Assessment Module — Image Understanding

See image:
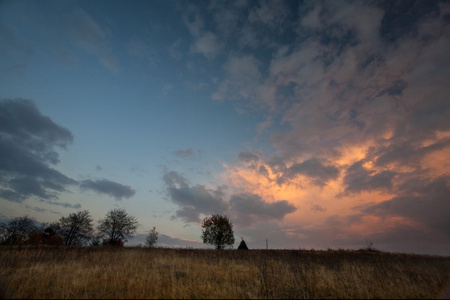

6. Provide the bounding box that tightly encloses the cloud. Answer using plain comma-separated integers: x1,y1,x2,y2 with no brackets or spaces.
68,8,120,73
163,171,228,223
163,170,297,227
361,176,450,234
237,150,261,163
229,193,296,226
41,199,81,210
216,0,450,169
212,53,263,107
342,160,395,194
80,179,135,200
210,0,449,165
0,98,77,203
183,4,223,60
190,31,222,60
248,0,291,31
281,158,340,186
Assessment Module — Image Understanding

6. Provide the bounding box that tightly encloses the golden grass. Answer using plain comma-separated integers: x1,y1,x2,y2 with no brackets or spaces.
0,246,449,299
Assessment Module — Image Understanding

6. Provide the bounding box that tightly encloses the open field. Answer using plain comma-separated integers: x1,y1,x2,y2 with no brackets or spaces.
0,246,449,299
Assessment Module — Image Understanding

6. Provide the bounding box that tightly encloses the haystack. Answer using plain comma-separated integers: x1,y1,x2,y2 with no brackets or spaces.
238,238,249,250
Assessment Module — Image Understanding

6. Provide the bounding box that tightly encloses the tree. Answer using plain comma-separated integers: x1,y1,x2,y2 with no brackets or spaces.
0,215,38,245
201,214,235,250
146,226,159,248
97,208,138,246
56,210,94,245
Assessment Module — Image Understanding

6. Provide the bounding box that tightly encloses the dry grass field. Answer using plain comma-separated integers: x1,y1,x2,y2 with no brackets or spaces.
0,246,449,299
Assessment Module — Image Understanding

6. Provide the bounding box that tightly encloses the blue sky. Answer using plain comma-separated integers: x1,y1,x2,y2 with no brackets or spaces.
1,0,449,254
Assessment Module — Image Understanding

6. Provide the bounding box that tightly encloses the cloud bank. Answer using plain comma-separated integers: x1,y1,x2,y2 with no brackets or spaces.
163,170,297,226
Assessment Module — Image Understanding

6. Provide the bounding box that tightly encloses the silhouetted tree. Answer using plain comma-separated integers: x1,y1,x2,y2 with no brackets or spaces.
97,208,138,246
146,226,159,248
0,215,38,245
55,210,94,245
201,214,235,250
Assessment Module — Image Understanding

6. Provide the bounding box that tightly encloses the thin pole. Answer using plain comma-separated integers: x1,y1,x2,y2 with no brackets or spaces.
266,238,268,250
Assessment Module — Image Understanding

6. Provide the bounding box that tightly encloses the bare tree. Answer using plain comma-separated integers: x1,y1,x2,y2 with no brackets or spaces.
55,210,94,245
0,215,38,245
97,208,138,246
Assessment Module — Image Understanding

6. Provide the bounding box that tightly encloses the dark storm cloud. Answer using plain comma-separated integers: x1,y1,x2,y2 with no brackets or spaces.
342,160,395,194
163,171,229,223
362,176,450,233
80,179,135,200
229,193,296,227
0,98,77,203
279,158,339,186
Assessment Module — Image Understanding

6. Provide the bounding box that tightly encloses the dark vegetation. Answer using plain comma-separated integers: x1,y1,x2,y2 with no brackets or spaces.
0,209,140,247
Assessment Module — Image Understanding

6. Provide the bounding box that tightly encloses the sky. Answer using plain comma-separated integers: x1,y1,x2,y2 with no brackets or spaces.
0,0,449,255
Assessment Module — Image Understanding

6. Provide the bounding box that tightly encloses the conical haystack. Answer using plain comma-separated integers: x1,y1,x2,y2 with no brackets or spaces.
238,238,249,250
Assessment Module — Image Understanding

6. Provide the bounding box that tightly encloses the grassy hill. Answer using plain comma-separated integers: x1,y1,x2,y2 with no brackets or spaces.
1,246,449,299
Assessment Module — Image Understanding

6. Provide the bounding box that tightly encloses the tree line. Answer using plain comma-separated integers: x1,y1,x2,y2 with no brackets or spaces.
0,209,157,247
0,210,242,250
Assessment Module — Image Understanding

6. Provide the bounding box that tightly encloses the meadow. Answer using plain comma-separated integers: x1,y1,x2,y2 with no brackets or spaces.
0,246,449,299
